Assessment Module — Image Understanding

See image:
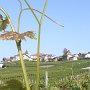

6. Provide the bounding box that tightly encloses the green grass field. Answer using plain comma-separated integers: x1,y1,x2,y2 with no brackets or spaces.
0,59,90,85
0,59,90,89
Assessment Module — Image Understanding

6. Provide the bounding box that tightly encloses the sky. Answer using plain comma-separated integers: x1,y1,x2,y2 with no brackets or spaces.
0,0,90,60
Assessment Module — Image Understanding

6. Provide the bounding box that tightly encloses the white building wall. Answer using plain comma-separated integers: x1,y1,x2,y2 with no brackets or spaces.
85,54,90,58
0,64,3,68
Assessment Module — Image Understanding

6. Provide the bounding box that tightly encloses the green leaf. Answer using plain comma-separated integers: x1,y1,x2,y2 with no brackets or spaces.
0,17,9,31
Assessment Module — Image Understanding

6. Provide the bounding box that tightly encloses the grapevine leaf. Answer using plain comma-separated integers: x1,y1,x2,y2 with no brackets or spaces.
0,31,36,40
0,17,9,31
22,31,36,39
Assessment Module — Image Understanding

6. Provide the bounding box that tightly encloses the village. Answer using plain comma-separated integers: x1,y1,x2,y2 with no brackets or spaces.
1,49,90,62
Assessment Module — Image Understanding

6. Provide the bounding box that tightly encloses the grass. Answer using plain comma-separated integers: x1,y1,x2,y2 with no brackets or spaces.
0,59,90,90
0,59,90,85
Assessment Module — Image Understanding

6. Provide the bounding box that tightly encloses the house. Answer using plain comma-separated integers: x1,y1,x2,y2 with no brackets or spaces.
30,54,39,61
73,54,79,60
12,55,20,61
85,52,90,59
44,54,58,62
67,54,79,61
78,53,86,60
0,63,6,68
2,50,31,62
30,53,46,61
67,54,73,60
30,53,58,62
12,50,31,61
2,57,12,62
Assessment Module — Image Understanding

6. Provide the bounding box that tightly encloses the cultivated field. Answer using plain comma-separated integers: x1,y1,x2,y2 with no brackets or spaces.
0,60,90,89
0,60,90,82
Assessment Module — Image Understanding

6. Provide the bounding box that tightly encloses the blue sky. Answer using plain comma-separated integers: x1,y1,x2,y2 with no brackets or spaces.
0,0,90,60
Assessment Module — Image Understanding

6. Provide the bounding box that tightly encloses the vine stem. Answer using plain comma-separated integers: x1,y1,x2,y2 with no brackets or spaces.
36,0,48,90
16,40,30,90
0,7,15,32
0,6,30,90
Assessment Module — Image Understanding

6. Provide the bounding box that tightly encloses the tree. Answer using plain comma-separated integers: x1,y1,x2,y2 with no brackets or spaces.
62,48,71,60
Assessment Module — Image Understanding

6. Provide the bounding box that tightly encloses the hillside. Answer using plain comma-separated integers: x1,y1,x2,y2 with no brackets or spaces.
0,60,90,83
